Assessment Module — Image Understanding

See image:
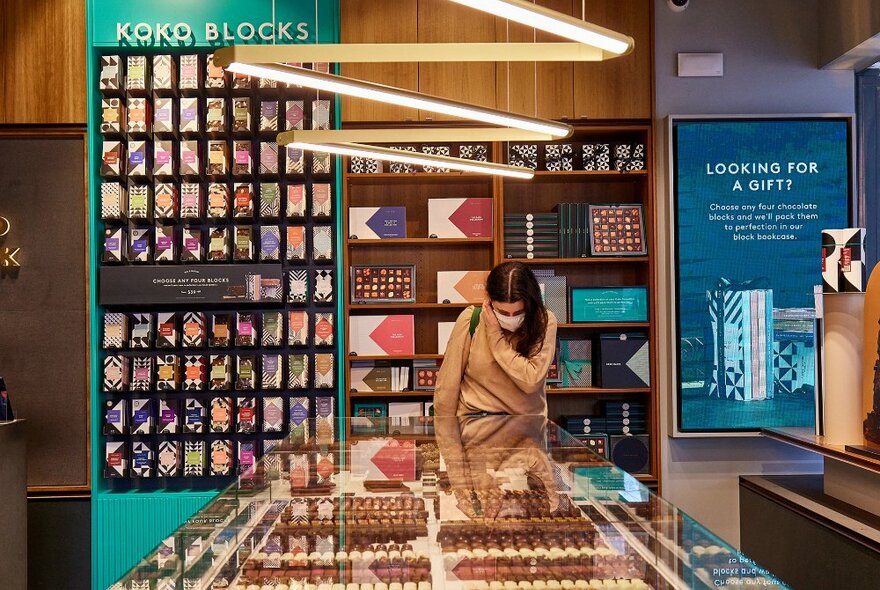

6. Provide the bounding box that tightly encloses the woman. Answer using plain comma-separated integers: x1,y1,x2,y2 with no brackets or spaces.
434,261,557,416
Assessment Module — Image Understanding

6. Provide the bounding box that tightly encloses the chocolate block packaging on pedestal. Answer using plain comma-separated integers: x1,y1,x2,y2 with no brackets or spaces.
131,398,154,434
287,184,306,218
100,55,122,90
315,354,335,389
210,397,232,433
314,313,334,346
180,226,203,263
101,182,125,220
130,313,153,348
313,270,334,304
126,97,149,134
101,98,123,133
288,270,308,304
208,184,231,218
126,55,148,91
260,141,279,174
105,442,128,478
156,355,179,390
152,55,174,91
233,225,254,262
158,399,180,434
102,140,124,176
184,441,205,476
313,151,332,174
127,185,151,220
263,397,284,433
153,97,174,134
206,98,226,133
236,312,256,346
182,312,206,347
286,146,305,174
179,184,202,219
210,314,231,347
157,441,181,476
184,398,206,434
206,55,226,88
103,399,127,435
233,97,250,131
207,140,228,175
179,140,200,175
128,227,149,259
287,311,308,346
260,100,279,132
236,355,256,390
209,355,232,391
154,225,177,263
233,183,254,218
208,227,230,261
260,225,281,261
182,356,207,390
261,353,282,389
127,141,147,176
131,357,154,391
285,100,304,130
153,141,174,177
156,313,177,348
211,440,233,476
103,313,128,349
103,227,125,263
237,397,257,433
289,397,309,442
261,311,283,347
103,355,129,392
286,226,306,262
179,98,199,133
288,354,309,389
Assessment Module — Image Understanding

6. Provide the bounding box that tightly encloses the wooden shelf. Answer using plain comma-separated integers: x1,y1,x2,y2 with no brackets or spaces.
558,322,650,329
349,302,471,310
547,387,651,395
350,390,434,398
635,474,658,484
346,354,444,362
348,237,494,247
506,170,648,182
505,256,649,265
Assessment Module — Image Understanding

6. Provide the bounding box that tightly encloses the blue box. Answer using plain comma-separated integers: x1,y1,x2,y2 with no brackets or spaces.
571,287,648,323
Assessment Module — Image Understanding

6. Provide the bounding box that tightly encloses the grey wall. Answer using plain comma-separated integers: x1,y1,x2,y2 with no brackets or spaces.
653,0,855,547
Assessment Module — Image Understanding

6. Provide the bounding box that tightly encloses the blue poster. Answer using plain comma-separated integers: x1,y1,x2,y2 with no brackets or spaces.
673,117,851,433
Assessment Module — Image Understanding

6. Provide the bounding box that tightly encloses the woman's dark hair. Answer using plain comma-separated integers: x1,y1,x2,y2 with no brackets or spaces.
486,261,548,357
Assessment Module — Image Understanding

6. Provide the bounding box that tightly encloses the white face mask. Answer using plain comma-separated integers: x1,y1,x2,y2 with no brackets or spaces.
494,309,525,332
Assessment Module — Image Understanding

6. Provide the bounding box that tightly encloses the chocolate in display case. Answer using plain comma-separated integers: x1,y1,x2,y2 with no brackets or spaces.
106,416,789,590
96,51,339,489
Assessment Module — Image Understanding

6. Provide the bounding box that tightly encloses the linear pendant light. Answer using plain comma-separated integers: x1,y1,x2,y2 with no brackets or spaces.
213,42,608,65
279,128,558,144
222,61,573,139
447,0,634,55
286,142,535,180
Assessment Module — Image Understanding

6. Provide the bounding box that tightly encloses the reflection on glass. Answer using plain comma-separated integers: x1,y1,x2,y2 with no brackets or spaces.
108,416,789,590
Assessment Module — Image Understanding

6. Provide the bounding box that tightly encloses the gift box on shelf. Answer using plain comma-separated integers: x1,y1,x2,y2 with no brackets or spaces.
599,333,651,389
428,198,493,238
349,207,406,240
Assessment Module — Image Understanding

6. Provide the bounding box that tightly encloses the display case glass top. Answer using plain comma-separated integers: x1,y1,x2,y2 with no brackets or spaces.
109,416,788,590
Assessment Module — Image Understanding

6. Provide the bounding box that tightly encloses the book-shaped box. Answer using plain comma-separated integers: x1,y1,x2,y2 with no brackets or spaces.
570,287,648,323
436,270,489,303
822,228,866,293
349,207,407,240
350,361,393,393
598,333,650,389
351,265,415,304
349,315,415,356
428,198,493,238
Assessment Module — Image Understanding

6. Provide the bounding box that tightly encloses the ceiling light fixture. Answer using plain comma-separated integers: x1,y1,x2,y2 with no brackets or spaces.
221,61,573,138
279,128,557,144
447,0,634,54
213,42,609,64
284,142,535,180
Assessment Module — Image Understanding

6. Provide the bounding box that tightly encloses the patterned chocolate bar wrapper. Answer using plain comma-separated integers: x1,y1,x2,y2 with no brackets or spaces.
260,100,279,132
286,146,304,174
128,141,148,176
101,98,122,134
312,225,333,261
157,441,181,476
207,140,228,175
263,397,284,433
314,312,334,346
311,183,332,218
233,97,250,131
209,354,232,391
182,355,207,390
179,98,200,133
288,311,309,346
285,100,304,130
126,55,147,90
210,397,232,433
235,312,256,346
184,398,205,434
286,226,306,262
237,397,257,433
314,353,335,389
131,356,153,391
180,227,203,263
179,54,199,89
286,184,306,218
183,441,205,476
153,97,174,133
211,440,233,475
260,183,281,218
100,55,121,90
288,354,309,389
131,442,154,477
312,99,331,130
287,270,308,304
179,183,201,219
103,355,128,392
156,354,179,390
208,183,230,218
236,355,256,390
130,313,153,348
312,151,331,174
421,145,451,173
210,314,231,347
158,399,179,434
126,97,149,134
232,140,252,176
261,353,282,390
261,311,283,347
182,312,206,347
260,225,281,261
206,97,226,133
103,312,127,349
206,54,226,88
313,269,334,305
260,276,283,302
260,141,279,174
100,182,124,220
152,55,173,90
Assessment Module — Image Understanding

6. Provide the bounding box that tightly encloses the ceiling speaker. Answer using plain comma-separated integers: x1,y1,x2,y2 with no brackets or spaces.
609,434,650,474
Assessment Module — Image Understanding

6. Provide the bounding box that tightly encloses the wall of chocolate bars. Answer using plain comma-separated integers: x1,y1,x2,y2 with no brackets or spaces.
97,52,339,488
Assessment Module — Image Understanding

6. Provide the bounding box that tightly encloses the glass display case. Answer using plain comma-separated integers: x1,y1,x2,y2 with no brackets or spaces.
107,416,789,590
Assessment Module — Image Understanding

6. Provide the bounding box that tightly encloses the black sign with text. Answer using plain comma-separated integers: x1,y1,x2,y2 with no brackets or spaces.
100,264,284,305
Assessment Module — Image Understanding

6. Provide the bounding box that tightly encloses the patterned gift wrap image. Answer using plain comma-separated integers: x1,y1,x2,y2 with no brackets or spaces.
508,144,538,169
421,145,451,173
545,144,574,171
583,143,611,170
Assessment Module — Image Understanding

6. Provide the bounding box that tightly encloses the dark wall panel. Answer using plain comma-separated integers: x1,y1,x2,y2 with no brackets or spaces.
28,497,90,589
0,131,89,489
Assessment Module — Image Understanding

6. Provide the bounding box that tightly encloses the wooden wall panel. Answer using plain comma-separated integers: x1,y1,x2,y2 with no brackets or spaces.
341,0,420,122
417,0,498,120
0,0,87,124
495,0,575,120
573,0,653,120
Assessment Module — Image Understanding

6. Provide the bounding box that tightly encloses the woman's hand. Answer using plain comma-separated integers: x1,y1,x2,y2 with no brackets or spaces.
481,298,499,329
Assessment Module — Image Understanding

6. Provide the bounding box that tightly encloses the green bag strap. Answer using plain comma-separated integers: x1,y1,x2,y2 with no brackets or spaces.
469,306,482,337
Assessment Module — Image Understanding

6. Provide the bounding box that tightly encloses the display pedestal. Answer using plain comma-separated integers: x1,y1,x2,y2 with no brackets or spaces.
0,420,27,590
823,293,865,444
